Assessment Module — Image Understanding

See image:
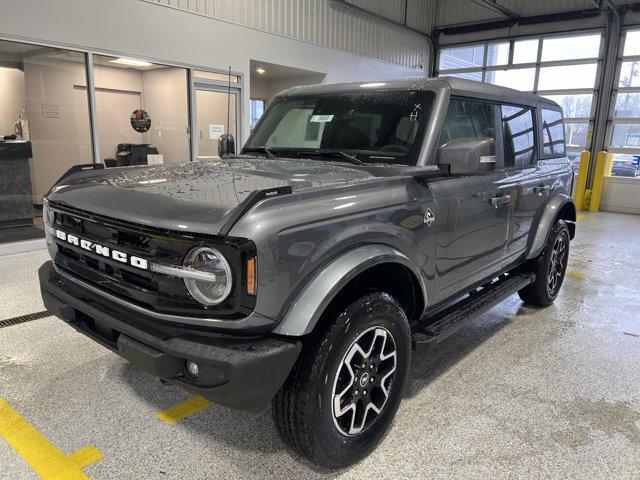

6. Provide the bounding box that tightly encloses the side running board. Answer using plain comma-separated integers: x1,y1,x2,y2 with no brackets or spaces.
412,273,535,354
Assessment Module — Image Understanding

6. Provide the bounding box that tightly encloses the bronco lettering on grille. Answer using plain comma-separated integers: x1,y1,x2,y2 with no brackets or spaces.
55,229,149,270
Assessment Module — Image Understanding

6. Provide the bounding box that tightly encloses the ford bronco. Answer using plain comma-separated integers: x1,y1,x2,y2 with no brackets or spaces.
39,77,576,467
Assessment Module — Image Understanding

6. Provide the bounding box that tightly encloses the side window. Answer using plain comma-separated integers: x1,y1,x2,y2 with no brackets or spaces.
440,98,496,147
541,108,566,156
501,105,536,167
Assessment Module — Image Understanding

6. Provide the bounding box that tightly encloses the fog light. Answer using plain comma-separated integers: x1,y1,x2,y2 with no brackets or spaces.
185,360,199,379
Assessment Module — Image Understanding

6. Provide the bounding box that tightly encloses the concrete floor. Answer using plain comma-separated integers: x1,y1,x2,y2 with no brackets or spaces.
1,211,639,479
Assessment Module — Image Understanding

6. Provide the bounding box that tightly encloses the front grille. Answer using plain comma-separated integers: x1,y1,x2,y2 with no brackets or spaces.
48,203,256,319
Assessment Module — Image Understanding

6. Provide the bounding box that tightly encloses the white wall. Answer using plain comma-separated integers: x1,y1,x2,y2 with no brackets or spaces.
0,0,426,145
142,68,190,164
601,177,640,215
22,56,92,202
145,0,432,69
250,73,327,105
0,67,25,136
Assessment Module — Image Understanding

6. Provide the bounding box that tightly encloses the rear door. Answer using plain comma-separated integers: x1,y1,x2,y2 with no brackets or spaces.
499,104,550,262
429,97,511,305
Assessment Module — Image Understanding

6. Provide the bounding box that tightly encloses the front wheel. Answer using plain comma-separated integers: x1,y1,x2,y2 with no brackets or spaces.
272,292,411,468
518,220,570,307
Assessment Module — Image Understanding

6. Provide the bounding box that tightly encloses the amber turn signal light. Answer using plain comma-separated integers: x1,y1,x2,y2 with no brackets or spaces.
246,257,256,296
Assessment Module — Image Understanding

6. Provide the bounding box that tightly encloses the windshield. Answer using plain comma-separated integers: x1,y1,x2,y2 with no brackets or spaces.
243,90,434,166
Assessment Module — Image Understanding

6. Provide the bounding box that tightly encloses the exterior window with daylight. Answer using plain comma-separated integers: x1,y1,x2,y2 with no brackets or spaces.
607,29,640,178
436,32,602,175
541,109,566,157
250,99,265,130
501,105,535,167
0,39,92,245
91,54,190,167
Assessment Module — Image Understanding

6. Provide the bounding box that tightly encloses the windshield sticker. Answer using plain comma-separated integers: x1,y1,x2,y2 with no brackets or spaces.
310,114,334,123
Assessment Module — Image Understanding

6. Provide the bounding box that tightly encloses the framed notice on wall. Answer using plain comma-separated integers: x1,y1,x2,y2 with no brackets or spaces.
209,124,224,139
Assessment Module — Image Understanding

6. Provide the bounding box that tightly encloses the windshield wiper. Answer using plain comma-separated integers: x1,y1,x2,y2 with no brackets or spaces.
297,149,363,165
243,146,278,159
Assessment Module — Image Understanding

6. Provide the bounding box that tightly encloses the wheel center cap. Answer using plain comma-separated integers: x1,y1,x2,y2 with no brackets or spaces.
359,372,370,387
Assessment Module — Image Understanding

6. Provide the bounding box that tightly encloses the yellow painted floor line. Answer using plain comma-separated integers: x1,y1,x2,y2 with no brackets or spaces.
156,395,212,425
0,396,103,480
566,272,586,279
576,214,586,222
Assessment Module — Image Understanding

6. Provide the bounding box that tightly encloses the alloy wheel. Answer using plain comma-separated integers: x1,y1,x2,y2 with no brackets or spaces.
547,235,567,295
331,326,397,436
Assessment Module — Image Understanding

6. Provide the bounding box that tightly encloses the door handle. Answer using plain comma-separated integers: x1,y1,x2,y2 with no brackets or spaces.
490,194,511,207
533,185,550,194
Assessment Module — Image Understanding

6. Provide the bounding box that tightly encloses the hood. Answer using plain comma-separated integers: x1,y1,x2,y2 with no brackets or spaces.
47,157,381,236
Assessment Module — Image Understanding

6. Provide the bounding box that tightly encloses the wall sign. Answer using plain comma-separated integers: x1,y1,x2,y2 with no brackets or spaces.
42,104,61,119
131,109,151,133
209,124,225,139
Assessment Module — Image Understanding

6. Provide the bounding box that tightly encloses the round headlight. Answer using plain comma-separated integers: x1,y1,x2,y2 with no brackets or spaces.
183,247,232,306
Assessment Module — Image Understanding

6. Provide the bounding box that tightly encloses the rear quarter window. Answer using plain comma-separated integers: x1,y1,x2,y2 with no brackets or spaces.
501,105,536,168
541,108,566,157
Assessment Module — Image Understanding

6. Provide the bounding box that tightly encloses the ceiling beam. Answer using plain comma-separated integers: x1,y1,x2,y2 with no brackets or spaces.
435,8,601,36
469,0,520,20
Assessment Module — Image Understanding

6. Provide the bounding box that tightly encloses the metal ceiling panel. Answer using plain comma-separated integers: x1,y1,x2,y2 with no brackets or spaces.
148,0,431,70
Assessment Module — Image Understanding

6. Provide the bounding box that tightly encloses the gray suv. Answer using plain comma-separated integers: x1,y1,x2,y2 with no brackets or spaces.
39,77,576,468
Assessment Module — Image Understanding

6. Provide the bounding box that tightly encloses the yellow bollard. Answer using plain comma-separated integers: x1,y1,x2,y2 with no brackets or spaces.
574,150,591,210
589,151,613,213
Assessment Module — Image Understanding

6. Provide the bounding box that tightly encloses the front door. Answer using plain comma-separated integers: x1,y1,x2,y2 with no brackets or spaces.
428,97,510,305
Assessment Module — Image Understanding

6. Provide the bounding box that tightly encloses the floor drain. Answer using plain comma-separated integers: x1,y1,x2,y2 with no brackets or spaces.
0,310,51,329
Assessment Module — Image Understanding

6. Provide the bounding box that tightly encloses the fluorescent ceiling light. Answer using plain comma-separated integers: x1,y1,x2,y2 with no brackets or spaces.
110,57,153,67
256,67,266,74
360,82,386,88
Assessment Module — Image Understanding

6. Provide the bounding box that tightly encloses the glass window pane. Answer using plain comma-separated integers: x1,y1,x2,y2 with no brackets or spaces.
439,98,496,147
543,94,593,119
541,34,601,61
485,68,535,91
92,54,190,166
565,122,589,147
0,39,92,244
619,61,640,87
623,31,640,57
610,153,640,178
538,64,598,90
439,44,485,70
567,150,584,174
440,71,483,81
486,42,509,66
250,99,265,130
246,91,434,166
610,123,640,148
194,70,239,83
614,92,640,119
513,39,539,64
541,109,565,156
502,105,535,167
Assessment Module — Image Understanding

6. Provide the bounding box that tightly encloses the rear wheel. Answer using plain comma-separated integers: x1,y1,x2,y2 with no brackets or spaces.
272,292,411,468
518,220,570,307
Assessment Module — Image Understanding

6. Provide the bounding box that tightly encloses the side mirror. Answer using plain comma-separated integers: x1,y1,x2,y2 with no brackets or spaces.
218,133,236,157
437,137,495,175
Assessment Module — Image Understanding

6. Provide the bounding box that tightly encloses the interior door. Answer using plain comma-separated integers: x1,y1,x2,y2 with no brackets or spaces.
429,97,510,305
195,86,238,159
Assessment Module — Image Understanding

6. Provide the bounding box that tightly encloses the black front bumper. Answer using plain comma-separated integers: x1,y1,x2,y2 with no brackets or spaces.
39,261,301,413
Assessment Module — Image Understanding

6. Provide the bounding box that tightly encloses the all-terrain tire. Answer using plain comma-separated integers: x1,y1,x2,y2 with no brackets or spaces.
518,220,570,307
272,292,411,468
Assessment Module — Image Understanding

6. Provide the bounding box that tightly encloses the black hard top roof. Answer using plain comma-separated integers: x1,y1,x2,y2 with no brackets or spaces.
277,76,560,110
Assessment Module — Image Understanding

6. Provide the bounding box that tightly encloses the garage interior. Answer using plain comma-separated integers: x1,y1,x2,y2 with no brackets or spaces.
1,0,640,478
